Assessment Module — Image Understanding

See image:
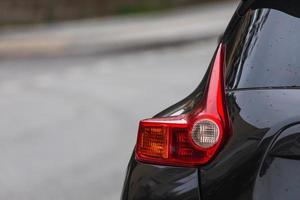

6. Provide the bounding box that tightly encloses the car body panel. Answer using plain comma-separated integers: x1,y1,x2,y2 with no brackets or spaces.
121,1,300,200
254,124,300,200
200,90,300,200
270,125,300,159
254,157,300,200
121,154,200,200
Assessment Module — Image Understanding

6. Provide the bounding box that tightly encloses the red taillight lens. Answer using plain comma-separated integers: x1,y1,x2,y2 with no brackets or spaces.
136,117,210,166
136,44,231,167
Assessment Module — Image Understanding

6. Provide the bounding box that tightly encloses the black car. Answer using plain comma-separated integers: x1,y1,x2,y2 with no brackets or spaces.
121,0,300,199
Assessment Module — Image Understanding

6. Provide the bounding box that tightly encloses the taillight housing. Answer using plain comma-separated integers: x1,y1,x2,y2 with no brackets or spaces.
135,44,231,167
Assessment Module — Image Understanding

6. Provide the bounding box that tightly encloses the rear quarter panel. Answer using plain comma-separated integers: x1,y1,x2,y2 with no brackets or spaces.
199,90,300,200
254,124,300,200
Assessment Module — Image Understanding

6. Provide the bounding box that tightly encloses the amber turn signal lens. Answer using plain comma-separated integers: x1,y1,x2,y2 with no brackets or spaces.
137,126,169,159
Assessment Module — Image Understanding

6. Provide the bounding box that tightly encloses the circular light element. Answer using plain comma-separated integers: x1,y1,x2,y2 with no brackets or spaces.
191,119,220,148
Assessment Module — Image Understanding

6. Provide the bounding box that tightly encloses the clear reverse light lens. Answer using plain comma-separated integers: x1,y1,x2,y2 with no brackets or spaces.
192,120,220,148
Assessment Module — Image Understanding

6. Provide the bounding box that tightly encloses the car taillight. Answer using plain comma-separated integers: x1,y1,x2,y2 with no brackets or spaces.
136,44,231,167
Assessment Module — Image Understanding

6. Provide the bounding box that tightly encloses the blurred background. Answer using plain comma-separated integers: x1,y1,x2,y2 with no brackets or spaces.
0,0,238,199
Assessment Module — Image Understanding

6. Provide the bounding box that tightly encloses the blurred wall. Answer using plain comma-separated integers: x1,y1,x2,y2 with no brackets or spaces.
0,0,231,25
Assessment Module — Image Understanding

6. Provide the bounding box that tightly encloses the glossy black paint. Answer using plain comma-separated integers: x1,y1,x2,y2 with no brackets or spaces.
253,125,300,200
200,3,300,198
254,157,300,200
121,154,200,200
226,8,300,89
122,1,300,200
270,125,300,159
200,90,300,200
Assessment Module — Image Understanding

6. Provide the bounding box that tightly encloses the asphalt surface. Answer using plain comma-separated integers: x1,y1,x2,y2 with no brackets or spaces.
0,39,217,200
0,1,239,200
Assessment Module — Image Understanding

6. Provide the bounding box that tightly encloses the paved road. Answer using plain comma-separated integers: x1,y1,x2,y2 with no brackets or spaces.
0,39,217,200
0,1,240,199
